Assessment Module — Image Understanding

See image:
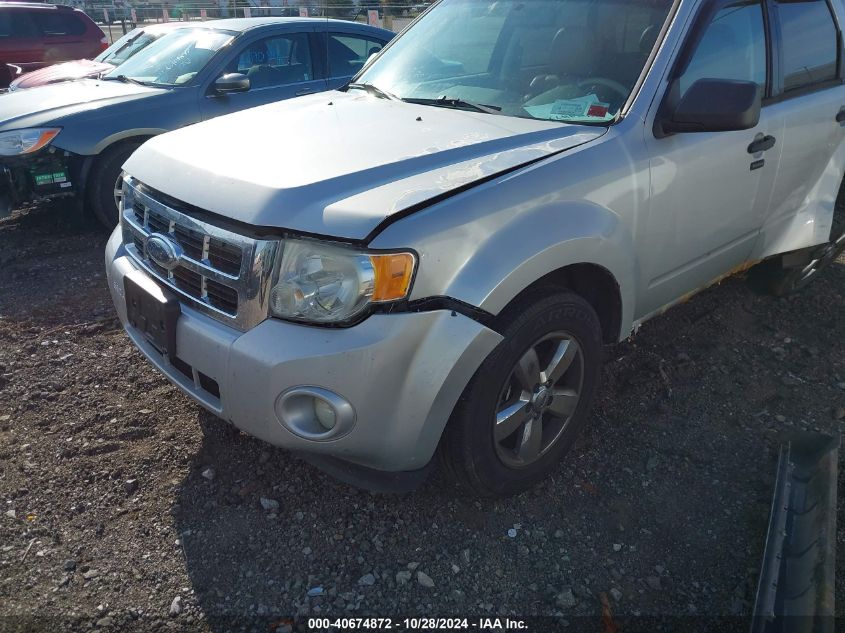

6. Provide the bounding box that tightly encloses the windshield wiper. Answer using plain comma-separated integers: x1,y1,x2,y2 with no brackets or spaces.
402,96,501,115
102,74,147,86
346,82,398,100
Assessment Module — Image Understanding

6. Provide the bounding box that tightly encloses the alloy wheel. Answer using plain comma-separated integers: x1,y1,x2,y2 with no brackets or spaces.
493,332,584,469
113,172,124,214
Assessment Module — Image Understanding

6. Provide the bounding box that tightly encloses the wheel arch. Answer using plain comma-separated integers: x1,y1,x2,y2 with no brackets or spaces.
495,262,625,345
80,132,158,200
90,129,163,156
434,201,639,344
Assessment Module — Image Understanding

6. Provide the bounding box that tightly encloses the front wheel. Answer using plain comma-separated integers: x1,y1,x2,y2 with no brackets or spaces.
439,292,603,497
88,142,142,230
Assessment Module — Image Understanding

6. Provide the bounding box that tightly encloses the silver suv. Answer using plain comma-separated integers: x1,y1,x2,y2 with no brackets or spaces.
106,0,845,496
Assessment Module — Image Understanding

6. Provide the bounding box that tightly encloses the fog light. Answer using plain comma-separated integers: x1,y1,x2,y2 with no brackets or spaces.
314,397,336,430
275,386,356,441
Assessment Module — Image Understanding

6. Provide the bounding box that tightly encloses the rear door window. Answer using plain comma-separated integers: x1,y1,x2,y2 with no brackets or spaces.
0,10,39,38
776,0,839,92
31,11,87,37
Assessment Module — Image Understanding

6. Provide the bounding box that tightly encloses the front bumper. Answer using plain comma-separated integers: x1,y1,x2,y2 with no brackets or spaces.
0,149,79,217
105,229,502,474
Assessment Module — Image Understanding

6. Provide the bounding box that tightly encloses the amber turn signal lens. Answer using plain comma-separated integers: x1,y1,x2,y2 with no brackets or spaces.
25,129,61,154
370,252,416,302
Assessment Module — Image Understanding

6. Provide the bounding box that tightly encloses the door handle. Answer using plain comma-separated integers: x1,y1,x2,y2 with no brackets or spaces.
747,135,776,154
836,108,845,123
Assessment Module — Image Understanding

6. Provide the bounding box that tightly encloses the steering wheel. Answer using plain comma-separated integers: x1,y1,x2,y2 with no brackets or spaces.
577,77,629,101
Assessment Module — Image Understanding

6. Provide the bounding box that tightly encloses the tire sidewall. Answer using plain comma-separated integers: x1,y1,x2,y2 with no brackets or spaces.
453,294,602,496
90,143,141,230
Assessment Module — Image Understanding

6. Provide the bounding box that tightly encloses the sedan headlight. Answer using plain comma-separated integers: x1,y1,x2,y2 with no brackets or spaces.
269,239,416,324
0,128,61,156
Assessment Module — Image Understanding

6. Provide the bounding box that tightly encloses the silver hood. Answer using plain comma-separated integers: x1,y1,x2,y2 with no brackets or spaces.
124,90,606,240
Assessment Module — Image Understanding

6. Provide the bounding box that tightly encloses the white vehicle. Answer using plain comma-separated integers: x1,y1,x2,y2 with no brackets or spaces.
107,0,845,496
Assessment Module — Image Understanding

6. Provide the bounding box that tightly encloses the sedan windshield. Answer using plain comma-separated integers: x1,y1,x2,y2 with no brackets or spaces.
95,29,161,67
357,0,673,124
101,28,234,86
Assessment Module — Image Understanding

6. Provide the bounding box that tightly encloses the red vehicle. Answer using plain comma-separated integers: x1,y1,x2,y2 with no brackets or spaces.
0,2,107,88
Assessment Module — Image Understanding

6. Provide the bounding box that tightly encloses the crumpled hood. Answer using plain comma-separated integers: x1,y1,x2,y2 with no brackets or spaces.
0,78,163,131
9,60,113,91
125,91,606,240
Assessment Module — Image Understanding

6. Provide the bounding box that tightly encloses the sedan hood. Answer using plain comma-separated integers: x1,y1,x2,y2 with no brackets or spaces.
125,91,606,240
9,60,113,91
0,78,163,131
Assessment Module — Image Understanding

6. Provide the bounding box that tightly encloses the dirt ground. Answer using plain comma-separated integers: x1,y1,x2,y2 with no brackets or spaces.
0,201,842,632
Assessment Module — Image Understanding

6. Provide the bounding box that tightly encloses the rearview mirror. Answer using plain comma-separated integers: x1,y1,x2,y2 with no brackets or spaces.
658,78,761,136
214,72,250,94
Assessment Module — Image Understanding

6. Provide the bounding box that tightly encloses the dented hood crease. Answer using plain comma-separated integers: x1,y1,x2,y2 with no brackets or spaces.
123,91,607,240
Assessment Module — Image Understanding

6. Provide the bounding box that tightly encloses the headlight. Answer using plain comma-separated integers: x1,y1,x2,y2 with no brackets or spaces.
269,239,416,324
0,128,61,156
119,172,133,217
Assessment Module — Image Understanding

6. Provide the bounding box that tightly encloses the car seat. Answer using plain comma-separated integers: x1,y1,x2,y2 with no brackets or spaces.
526,27,596,99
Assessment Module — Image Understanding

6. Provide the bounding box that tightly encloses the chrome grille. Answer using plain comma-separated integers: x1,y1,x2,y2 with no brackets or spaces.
121,176,279,331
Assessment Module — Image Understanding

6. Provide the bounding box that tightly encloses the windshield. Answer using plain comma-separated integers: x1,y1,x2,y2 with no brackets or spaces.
357,0,673,124
102,28,234,86
95,29,160,66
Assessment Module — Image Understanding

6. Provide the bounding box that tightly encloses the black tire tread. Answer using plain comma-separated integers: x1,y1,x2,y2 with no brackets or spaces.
439,291,602,498
88,141,142,230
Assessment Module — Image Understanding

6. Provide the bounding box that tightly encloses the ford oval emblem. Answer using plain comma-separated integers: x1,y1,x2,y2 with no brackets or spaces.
146,233,182,271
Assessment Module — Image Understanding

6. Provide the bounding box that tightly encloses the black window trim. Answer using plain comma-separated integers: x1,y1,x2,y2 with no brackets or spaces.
763,0,843,103
309,31,327,80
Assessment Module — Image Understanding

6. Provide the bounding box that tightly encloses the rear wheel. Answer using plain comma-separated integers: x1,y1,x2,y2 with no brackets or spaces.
88,141,142,230
439,292,603,497
749,179,845,296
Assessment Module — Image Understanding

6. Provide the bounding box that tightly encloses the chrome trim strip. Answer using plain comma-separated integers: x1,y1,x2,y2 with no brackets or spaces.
121,175,280,332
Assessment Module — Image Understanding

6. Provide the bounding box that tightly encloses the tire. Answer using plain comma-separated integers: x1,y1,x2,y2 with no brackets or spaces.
88,141,142,230
439,291,603,497
749,178,845,296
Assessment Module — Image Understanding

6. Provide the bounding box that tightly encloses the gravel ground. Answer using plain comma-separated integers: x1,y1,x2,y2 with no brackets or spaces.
0,201,843,633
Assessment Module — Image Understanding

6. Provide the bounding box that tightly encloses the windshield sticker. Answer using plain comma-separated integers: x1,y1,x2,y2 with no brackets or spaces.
550,95,610,121
525,94,613,122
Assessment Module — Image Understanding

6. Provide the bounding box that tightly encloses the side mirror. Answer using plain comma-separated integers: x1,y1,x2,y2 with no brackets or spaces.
214,72,250,94
658,78,761,136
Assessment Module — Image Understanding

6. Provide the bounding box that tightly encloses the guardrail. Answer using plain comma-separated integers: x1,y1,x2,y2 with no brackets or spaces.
751,432,839,633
